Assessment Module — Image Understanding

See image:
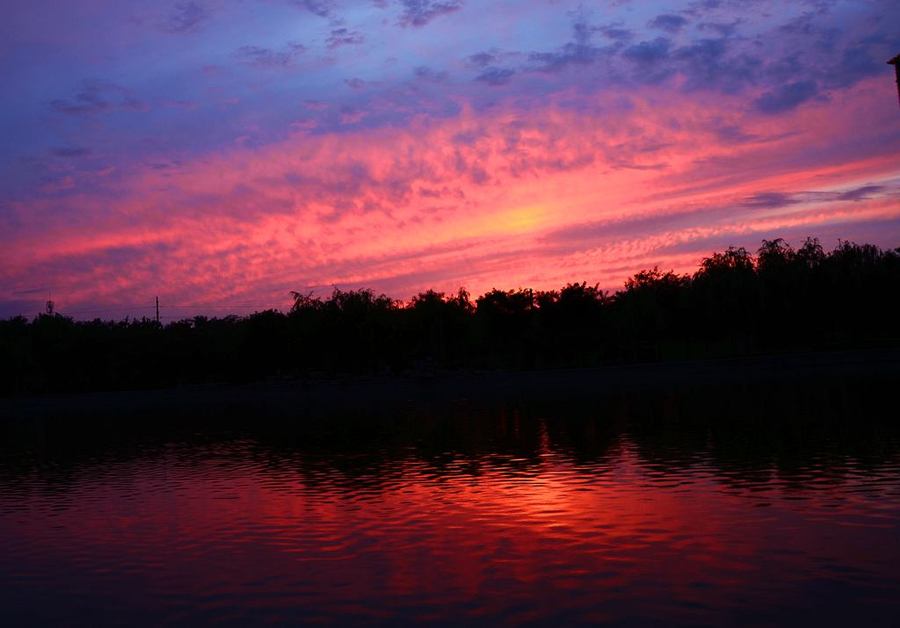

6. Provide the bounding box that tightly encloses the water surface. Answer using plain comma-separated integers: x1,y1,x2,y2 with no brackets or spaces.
1,382,899,625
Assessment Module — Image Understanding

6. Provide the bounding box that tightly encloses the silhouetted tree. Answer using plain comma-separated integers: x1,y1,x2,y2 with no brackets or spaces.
476,288,536,367
406,289,474,367
1,237,898,395
616,268,691,360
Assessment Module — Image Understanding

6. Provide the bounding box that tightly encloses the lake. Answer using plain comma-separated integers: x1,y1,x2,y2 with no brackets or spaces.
1,378,899,626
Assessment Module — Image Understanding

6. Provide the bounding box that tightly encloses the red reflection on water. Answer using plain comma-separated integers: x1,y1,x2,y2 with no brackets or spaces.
1,436,899,625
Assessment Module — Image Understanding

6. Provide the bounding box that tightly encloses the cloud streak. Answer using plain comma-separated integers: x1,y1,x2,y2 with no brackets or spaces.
163,2,210,34
398,0,463,27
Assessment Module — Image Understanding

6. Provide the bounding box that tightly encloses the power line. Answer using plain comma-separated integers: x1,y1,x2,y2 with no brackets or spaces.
57,302,288,314
57,303,289,319
23,290,346,319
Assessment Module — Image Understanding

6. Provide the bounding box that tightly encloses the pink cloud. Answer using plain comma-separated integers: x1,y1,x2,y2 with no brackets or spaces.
2,78,899,317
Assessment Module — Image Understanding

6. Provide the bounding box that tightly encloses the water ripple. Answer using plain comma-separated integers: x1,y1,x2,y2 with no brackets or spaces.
1,403,900,626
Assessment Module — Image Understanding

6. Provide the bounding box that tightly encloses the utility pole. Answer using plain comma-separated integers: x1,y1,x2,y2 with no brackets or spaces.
889,54,900,109
156,296,160,324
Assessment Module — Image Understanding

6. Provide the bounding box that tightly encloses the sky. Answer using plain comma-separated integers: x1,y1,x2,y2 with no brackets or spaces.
1,0,899,319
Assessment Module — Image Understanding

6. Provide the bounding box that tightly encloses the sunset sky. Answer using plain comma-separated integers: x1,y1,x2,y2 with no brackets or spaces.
2,0,899,319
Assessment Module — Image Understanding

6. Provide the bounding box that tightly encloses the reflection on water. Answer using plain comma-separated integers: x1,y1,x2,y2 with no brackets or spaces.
1,381,899,626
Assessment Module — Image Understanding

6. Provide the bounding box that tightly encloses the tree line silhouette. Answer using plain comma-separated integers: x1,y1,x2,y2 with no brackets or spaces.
1,238,898,395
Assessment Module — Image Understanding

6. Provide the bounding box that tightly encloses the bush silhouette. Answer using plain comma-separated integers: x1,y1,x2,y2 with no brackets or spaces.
1,237,898,395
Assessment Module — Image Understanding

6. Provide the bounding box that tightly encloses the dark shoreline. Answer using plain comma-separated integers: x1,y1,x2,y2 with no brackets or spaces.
2,347,898,421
